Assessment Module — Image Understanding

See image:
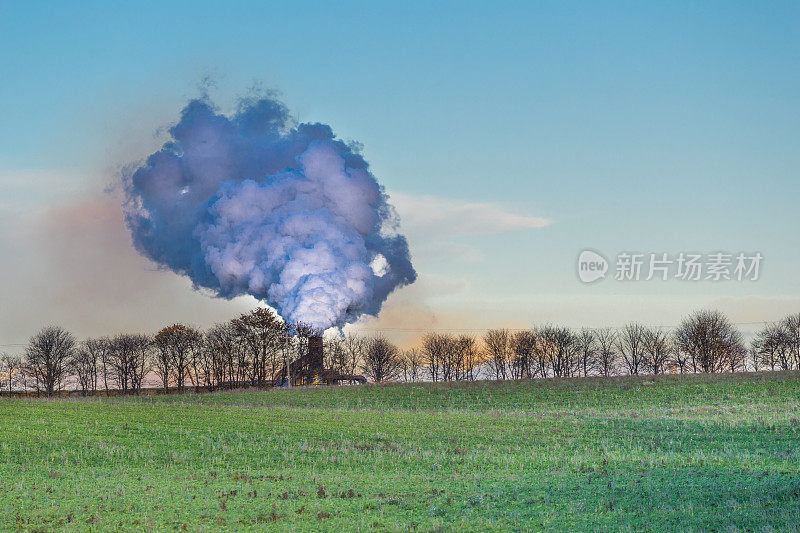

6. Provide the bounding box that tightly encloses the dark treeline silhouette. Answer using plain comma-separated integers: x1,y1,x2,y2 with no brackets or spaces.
1,309,799,396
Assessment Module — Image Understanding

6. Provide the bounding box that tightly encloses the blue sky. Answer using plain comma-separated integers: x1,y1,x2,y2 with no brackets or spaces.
1,1,798,345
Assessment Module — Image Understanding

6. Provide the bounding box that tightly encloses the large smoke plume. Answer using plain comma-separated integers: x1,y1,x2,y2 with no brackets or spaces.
122,95,416,330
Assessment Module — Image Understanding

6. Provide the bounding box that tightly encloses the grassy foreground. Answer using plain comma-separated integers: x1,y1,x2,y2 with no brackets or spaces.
1,373,799,531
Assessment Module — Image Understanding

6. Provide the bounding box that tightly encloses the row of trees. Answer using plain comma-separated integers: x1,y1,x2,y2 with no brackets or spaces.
1,309,799,395
1,309,299,396
359,310,799,382
471,312,747,380
0,307,405,396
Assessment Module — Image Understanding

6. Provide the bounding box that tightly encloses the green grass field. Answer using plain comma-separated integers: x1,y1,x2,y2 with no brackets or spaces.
2,373,799,531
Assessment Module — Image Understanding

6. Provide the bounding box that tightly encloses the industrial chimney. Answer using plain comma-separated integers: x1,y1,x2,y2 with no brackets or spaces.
307,335,324,373
280,334,365,386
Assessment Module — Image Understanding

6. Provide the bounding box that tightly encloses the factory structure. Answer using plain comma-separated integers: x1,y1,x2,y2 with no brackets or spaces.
276,335,366,386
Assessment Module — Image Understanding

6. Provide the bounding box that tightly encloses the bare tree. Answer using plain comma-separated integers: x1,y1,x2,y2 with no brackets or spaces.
17,364,35,393
752,319,795,371
192,338,218,390
749,331,763,372
1,354,22,393
342,334,367,375
438,334,464,382
105,334,151,394
69,339,106,396
642,327,670,375
530,328,549,378
483,329,512,380
326,334,366,377
362,336,400,383
780,313,800,370
399,348,424,382
458,335,482,381
511,330,537,379
594,328,618,376
727,342,748,373
232,308,283,384
25,326,75,397
324,336,345,373
538,326,578,378
154,324,202,392
575,329,597,377
421,333,447,382
674,310,745,373
753,323,781,371
618,323,646,375
153,329,173,392
670,337,691,374
205,322,239,388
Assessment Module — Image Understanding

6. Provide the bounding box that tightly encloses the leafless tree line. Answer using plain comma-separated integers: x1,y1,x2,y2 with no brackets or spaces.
751,313,800,371
2,308,304,396
1,309,799,395
366,309,799,383
0,306,418,395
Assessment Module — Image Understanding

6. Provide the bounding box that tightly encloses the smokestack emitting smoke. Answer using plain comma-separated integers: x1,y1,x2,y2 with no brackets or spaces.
122,95,416,330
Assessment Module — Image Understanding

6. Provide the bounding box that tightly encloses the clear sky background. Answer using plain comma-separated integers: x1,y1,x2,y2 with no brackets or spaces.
1,1,798,349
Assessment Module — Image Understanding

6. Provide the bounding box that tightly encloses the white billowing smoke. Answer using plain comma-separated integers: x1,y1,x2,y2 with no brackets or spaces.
123,96,416,330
